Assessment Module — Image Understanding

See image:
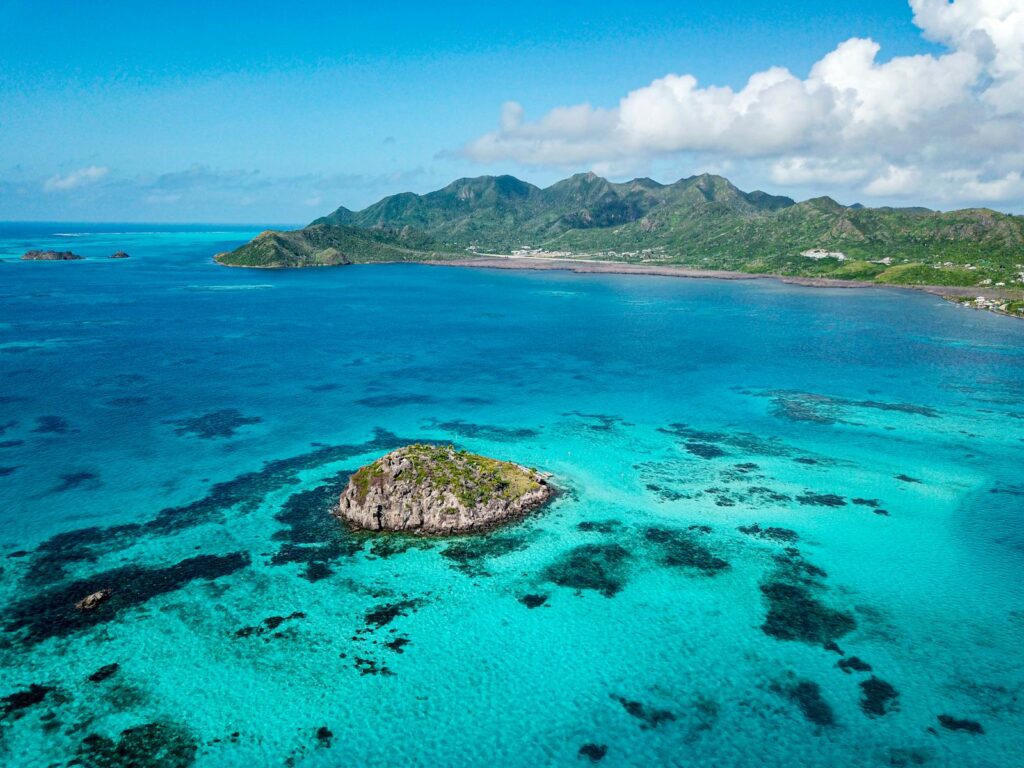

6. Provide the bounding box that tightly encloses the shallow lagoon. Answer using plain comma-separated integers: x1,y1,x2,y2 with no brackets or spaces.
1,223,1022,767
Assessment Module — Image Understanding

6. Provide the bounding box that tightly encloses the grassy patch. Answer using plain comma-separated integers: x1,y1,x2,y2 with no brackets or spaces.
355,444,542,508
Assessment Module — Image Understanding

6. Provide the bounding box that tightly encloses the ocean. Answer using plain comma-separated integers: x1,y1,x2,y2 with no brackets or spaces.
1,222,1022,767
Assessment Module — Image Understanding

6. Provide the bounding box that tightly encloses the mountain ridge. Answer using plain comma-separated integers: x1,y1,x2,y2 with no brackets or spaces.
217,172,1024,292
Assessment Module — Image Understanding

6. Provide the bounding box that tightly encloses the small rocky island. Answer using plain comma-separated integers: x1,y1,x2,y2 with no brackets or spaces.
335,444,552,535
22,250,83,261
111,251,130,259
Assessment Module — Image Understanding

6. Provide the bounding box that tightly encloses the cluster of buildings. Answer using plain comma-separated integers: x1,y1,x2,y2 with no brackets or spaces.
801,249,847,261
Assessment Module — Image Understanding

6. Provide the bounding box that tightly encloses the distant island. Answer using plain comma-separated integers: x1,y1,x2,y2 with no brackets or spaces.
22,250,84,261
20,250,131,261
336,444,552,535
216,172,1024,316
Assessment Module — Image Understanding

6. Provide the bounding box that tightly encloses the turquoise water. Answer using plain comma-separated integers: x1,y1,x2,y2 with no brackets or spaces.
1,223,1022,767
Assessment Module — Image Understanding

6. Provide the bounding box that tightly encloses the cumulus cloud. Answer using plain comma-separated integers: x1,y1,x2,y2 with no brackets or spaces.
43,165,109,191
463,0,1024,208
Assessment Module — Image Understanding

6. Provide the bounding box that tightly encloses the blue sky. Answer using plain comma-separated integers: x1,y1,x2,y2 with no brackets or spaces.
2,0,1019,222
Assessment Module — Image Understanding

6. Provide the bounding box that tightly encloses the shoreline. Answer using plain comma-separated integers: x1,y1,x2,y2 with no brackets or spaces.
424,255,1023,317
212,251,1022,320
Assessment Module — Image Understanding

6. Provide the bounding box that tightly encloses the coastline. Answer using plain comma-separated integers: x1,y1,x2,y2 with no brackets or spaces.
211,250,1023,320
424,255,1024,318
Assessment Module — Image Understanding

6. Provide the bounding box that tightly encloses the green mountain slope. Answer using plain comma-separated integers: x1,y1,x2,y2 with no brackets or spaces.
217,173,1024,289
215,224,460,267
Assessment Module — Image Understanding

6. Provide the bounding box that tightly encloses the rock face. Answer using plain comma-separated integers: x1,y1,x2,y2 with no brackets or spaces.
22,250,84,261
336,444,552,535
75,589,111,611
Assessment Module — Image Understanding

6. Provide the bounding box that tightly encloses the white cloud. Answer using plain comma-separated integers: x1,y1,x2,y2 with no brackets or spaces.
43,165,109,191
463,0,1024,208
863,164,923,196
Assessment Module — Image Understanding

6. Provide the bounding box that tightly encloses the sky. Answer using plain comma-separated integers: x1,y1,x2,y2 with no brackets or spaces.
1,0,1022,222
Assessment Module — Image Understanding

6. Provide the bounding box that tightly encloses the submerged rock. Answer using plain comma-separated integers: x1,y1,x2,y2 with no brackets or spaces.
21,250,84,261
335,444,552,535
937,714,984,734
75,589,111,611
88,663,120,683
578,743,608,762
859,676,899,717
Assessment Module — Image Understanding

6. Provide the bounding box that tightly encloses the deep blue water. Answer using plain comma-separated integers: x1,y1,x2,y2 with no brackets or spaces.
0,223,1022,767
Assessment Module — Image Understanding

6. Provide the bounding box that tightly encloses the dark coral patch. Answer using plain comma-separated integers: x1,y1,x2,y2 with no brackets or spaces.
611,695,676,730
937,715,984,734
775,679,835,727
577,520,622,534
578,743,608,762
738,523,799,543
32,415,72,434
354,393,439,408
543,543,630,597
859,676,899,717
796,492,846,507
518,594,548,609
773,548,828,583
1,683,55,720
166,409,262,439
384,636,410,653
88,663,121,683
353,657,394,676
316,726,334,748
644,527,729,575
364,599,423,631
685,442,727,459
759,582,855,645
49,471,101,493
270,474,364,577
895,474,923,484
837,657,872,674
367,535,435,559
3,552,250,645
768,391,939,425
440,535,529,577
235,612,306,639
742,486,792,504
76,720,198,768
23,430,416,586
770,393,840,424
0,466,17,477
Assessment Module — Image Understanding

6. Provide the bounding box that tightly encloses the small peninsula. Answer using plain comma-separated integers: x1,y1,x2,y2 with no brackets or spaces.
335,444,552,535
22,250,83,261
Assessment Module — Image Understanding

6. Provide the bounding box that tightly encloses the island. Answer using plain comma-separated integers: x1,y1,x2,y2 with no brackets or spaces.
22,250,84,261
214,172,1024,317
110,251,130,259
335,444,552,535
